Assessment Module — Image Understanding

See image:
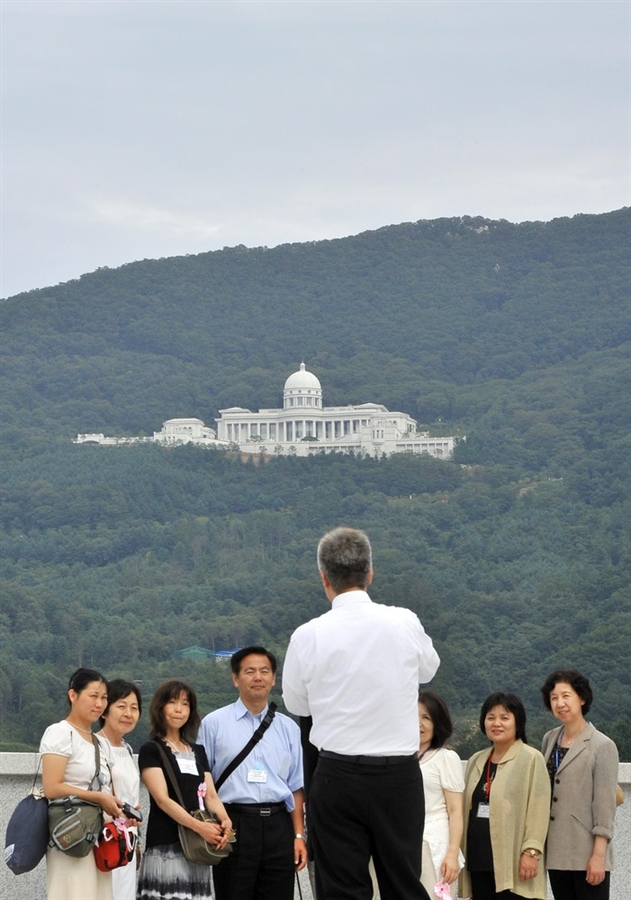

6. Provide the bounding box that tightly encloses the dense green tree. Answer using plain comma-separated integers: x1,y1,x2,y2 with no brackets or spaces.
1,210,629,755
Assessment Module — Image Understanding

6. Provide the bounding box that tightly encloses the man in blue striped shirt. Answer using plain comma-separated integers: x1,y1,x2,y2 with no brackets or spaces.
198,646,307,900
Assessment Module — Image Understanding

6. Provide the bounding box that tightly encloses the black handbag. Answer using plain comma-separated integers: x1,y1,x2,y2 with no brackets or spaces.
152,741,235,866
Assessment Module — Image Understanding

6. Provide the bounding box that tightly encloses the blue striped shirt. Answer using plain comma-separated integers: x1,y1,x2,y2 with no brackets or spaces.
198,698,303,810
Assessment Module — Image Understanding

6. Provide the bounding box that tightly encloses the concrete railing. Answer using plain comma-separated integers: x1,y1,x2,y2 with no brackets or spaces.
1,754,629,900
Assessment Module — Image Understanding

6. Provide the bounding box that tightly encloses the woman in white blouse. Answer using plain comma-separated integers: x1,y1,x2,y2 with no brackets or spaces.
418,691,465,894
97,679,142,900
40,668,123,900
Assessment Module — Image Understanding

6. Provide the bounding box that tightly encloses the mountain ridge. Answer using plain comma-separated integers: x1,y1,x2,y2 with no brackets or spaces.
1,207,629,756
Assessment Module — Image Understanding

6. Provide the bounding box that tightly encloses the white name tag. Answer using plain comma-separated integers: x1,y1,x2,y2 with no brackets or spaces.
247,768,268,783
477,802,490,819
177,757,199,776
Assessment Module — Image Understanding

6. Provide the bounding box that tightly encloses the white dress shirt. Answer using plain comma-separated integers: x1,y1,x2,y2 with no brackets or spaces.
282,590,440,755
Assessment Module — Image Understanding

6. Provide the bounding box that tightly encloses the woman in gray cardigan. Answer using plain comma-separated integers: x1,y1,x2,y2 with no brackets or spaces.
541,670,619,900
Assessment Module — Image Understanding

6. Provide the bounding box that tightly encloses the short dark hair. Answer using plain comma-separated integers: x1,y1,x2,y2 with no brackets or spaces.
149,680,200,744
99,679,142,728
418,691,453,749
540,669,593,715
231,646,277,675
317,527,372,592
67,668,107,707
479,691,528,743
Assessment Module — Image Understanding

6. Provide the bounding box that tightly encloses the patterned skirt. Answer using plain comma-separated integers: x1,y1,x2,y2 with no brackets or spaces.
137,843,212,900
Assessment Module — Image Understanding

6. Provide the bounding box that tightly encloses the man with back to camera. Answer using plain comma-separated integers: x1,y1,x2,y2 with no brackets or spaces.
282,526,440,900
198,646,307,900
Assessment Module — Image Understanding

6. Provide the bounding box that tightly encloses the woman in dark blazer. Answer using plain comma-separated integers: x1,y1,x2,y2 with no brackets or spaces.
541,670,619,900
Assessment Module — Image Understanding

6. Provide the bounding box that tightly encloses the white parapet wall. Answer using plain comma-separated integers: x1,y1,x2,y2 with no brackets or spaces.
1,754,629,900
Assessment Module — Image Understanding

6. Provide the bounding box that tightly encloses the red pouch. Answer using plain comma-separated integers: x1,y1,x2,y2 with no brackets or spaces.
93,821,135,872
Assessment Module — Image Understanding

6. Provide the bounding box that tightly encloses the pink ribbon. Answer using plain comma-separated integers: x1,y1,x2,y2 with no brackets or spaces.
97,817,134,854
434,882,452,899
197,782,207,810
113,816,134,853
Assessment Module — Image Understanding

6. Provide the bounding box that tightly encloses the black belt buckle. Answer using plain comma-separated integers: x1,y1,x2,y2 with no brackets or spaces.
260,807,272,817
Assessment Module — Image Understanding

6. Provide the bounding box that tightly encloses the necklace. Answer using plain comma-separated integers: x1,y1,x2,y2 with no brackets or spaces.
484,753,498,798
100,728,125,748
67,719,93,735
560,725,584,747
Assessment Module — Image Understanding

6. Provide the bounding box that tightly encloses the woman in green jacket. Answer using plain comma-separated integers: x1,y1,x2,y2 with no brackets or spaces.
460,692,550,900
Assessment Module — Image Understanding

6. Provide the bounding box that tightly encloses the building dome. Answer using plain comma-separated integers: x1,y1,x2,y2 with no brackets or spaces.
283,363,323,410
283,362,321,392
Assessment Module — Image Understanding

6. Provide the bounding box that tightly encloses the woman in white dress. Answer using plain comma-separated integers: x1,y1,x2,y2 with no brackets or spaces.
418,691,465,895
40,668,125,900
97,679,143,900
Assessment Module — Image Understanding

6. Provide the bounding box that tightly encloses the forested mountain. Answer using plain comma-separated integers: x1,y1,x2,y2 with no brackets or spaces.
1,209,630,757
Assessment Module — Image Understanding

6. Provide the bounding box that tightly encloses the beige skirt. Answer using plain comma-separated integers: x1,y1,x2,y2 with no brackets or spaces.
46,846,113,900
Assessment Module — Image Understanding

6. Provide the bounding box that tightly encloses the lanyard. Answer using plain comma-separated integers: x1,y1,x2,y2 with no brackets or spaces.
554,727,566,772
484,753,496,799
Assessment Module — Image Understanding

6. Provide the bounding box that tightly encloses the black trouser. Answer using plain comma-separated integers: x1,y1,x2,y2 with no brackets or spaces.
549,870,611,900
212,804,294,900
309,753,431,900
469,870,520,899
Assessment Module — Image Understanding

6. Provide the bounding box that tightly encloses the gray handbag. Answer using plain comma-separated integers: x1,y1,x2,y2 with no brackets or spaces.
152,740,235,866
47,735,104,858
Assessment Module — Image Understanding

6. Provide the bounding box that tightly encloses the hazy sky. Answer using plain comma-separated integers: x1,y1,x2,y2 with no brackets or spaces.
2,0,629,298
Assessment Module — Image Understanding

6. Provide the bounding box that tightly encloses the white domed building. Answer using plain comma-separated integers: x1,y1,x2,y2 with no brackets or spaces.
215,363,456,459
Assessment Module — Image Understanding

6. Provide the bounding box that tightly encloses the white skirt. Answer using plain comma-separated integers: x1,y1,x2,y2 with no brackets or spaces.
421,809,465,892
112,860,138,900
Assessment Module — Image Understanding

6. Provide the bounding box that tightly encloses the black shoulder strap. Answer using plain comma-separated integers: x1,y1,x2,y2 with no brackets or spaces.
91,734,101,778
214,702,277,792
31,756,42,792
152,739,187,809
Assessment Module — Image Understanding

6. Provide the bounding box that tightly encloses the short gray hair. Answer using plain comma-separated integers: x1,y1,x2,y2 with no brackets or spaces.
317,527,372,592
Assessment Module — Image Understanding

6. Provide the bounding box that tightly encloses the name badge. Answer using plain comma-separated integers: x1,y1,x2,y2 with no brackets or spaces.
247,768,268,783
477,802,490,819
177,757,199,776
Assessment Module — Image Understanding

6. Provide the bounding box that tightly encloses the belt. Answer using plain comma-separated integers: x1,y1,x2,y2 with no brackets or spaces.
225,802,286,817
319,750,418,766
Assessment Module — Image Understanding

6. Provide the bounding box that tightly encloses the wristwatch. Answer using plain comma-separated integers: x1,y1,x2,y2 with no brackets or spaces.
523,849,541,859
294,833,305,840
